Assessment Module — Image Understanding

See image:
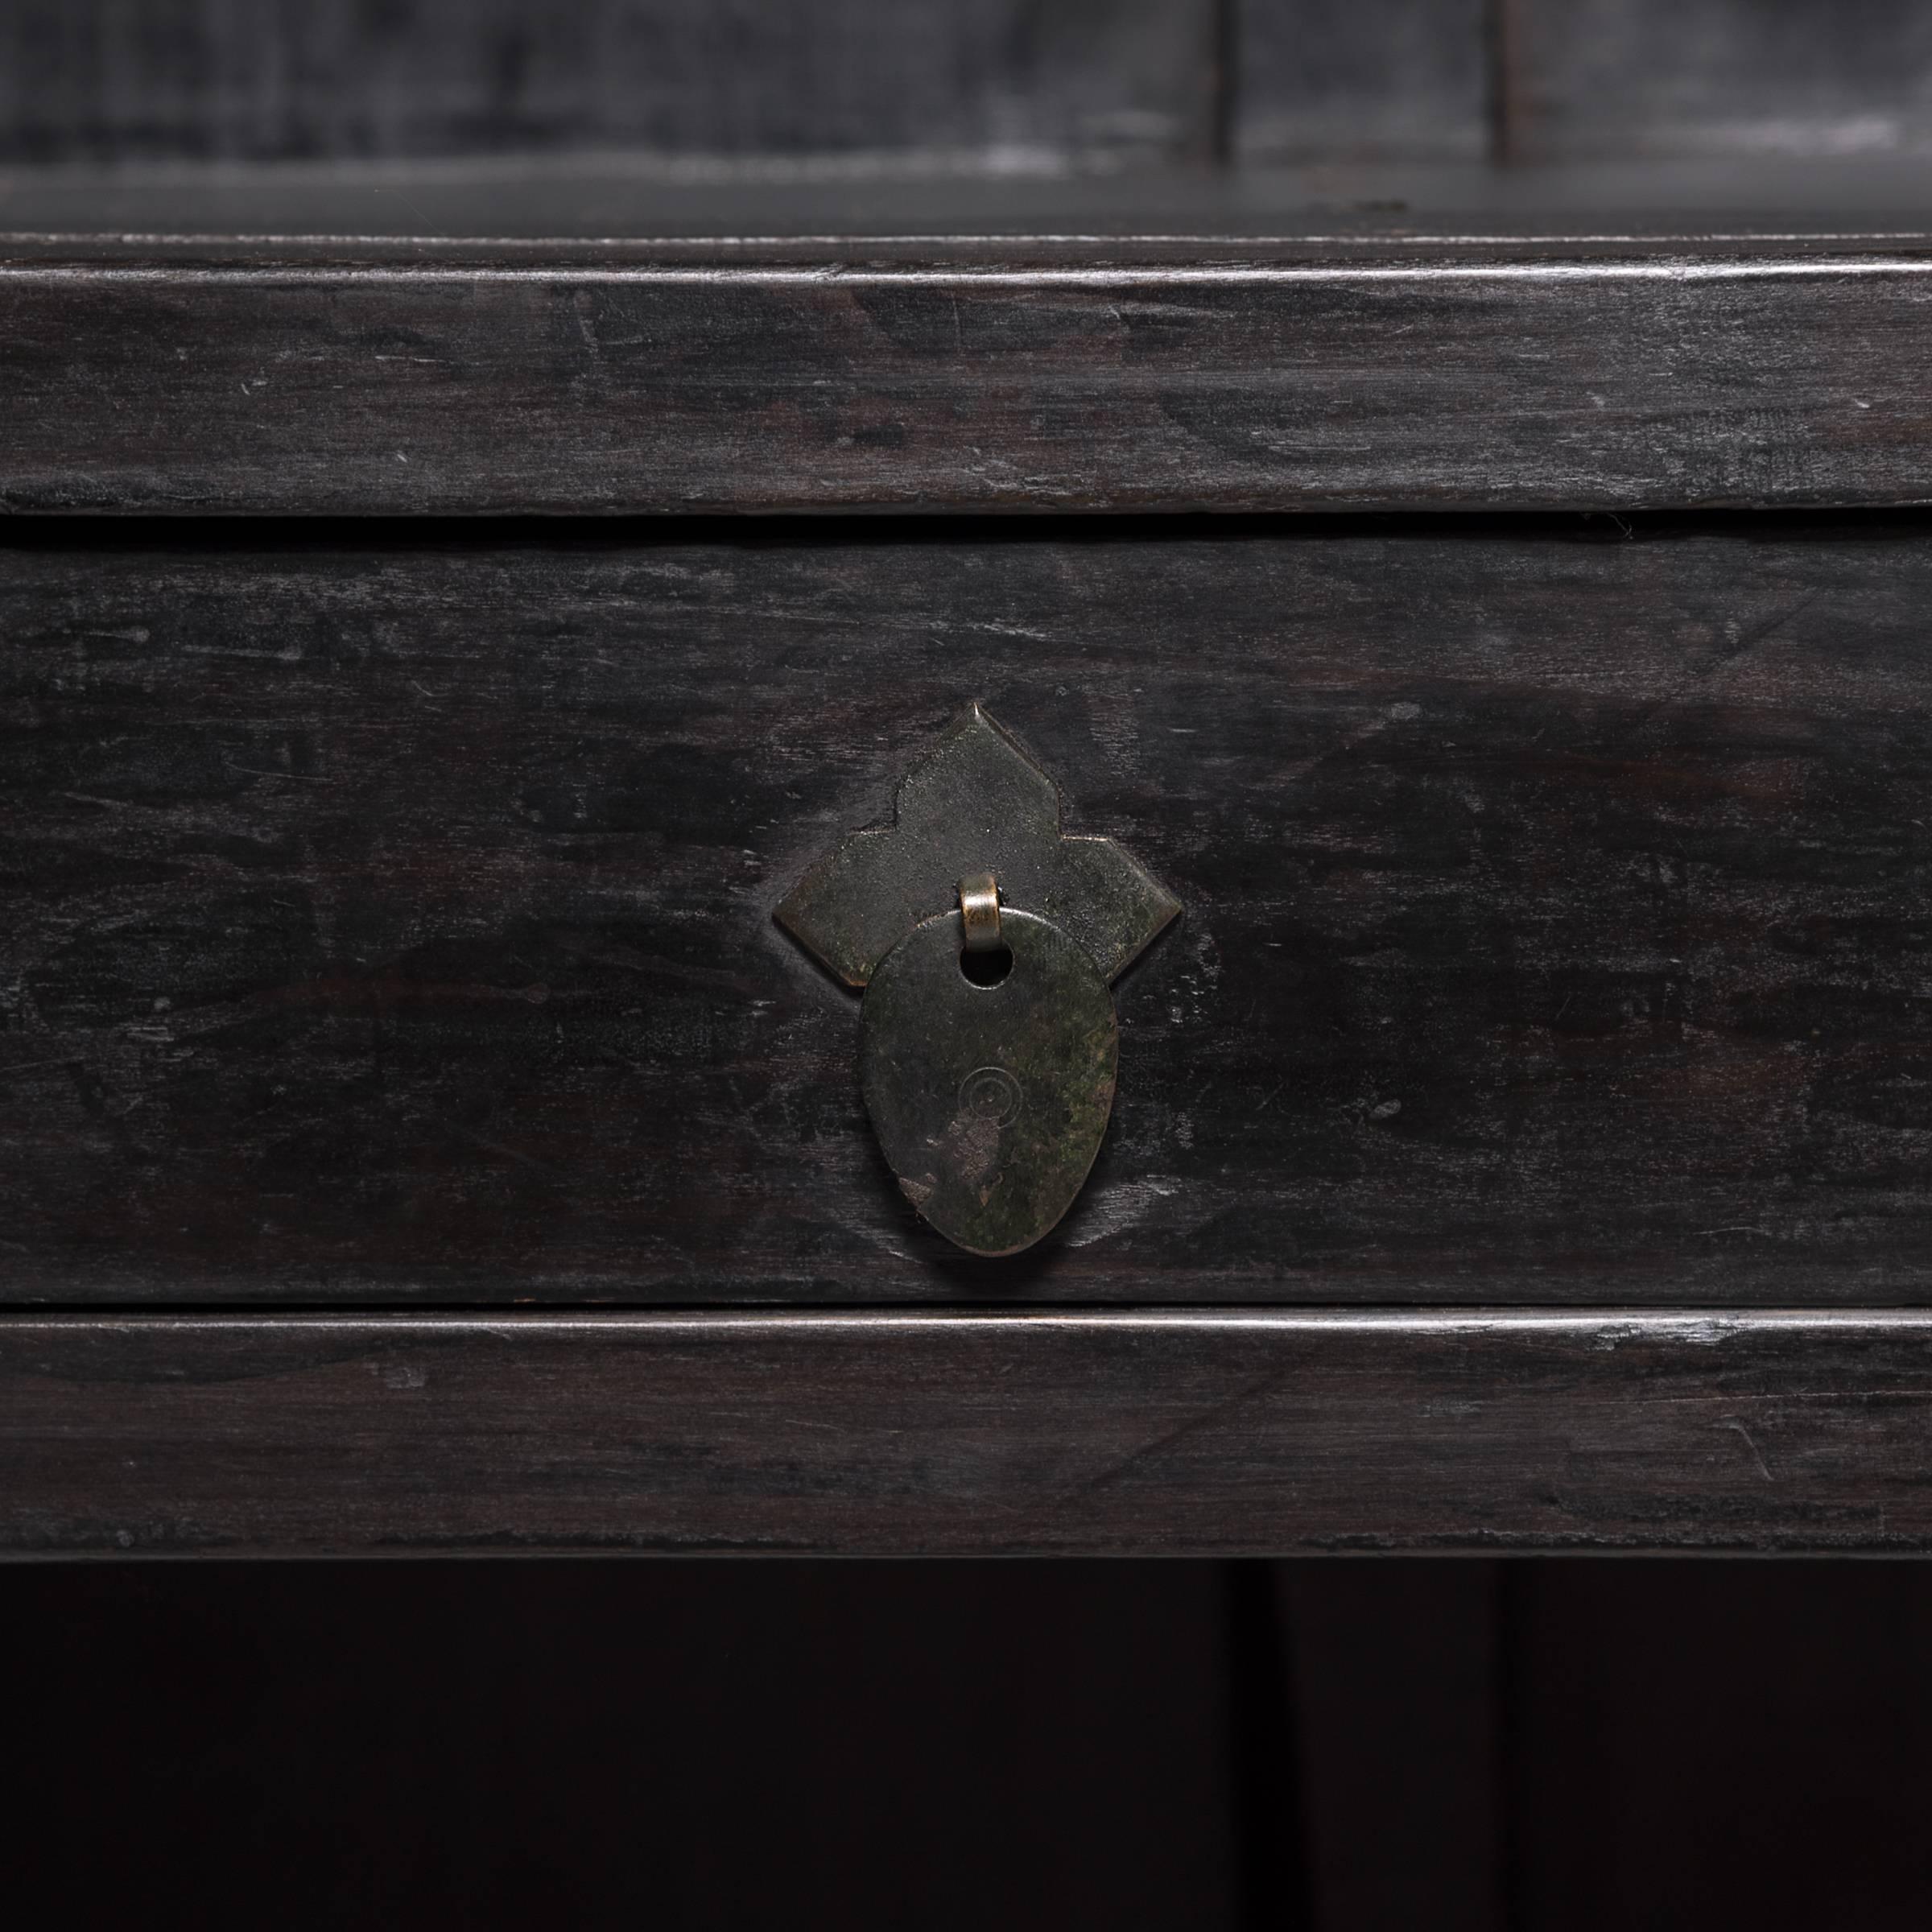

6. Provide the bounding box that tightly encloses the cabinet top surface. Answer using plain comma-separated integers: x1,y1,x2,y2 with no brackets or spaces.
7,156,1932,517
6,156,1932,253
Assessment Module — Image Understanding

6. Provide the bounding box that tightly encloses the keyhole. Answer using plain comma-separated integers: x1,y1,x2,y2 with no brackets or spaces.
960,943,1013,987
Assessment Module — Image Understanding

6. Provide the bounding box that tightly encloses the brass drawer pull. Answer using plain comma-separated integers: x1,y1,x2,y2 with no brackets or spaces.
778,706,1179,1256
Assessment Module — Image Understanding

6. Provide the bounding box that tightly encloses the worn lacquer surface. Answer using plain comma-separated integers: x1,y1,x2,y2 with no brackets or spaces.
8,239,1932,514
6,1310,1932,1554
8,518,1932,1305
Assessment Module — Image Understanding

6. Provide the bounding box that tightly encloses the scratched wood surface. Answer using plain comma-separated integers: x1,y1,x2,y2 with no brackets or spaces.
9,235,1932,514
8,515,1932,1307
6,1310,1930,1554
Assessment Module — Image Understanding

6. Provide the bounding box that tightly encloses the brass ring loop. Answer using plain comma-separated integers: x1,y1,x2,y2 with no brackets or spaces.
958,871,1002,952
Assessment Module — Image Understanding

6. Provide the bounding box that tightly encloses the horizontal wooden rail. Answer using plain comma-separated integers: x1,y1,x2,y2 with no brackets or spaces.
6,1308,1932,1555
8,241,1932,514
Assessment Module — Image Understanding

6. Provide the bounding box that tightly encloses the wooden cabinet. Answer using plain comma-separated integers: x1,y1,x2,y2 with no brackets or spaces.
10,7,1932,1556
12,521,1932,1311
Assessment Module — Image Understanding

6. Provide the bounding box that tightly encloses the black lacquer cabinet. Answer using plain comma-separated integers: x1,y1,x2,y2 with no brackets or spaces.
12,9,1932,1561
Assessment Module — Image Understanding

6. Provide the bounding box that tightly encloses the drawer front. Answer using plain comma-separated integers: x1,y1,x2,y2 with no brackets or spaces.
6,518,1932,1306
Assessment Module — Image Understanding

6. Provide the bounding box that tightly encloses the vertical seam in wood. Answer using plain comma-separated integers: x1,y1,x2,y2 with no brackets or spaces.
1208,0,1239,169
1485,0,1526,166
1496,1558,1530,1932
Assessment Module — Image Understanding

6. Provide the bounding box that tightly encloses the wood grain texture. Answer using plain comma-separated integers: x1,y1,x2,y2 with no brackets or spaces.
9,518,1932,1307
0,0,1214,167
6,1309,1932,1554
7,237,1932,514
1236,0,1488,163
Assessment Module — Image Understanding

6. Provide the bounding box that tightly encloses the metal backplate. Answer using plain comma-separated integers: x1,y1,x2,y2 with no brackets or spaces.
777,704,1179,987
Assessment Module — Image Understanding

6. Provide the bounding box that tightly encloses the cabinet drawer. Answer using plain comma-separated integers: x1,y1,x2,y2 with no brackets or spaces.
7,516,1932,1306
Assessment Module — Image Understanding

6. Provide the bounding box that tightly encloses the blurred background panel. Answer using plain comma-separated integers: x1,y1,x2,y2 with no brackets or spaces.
1510,0,1932,161
13,2,1932,176
1236,0,1489,164
0,1559,1250,1926
1504,1559,1932,1929
14,1558,1932,1927
0,0,1219,168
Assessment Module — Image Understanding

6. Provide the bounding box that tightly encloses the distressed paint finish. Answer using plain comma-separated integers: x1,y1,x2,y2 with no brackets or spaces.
8,519,1932,1304
6,1310,1932,1555
7,239,1932,514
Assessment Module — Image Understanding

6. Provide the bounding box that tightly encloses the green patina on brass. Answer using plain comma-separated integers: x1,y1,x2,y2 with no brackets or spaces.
778,704,1178,1255
861,910,1117,1257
